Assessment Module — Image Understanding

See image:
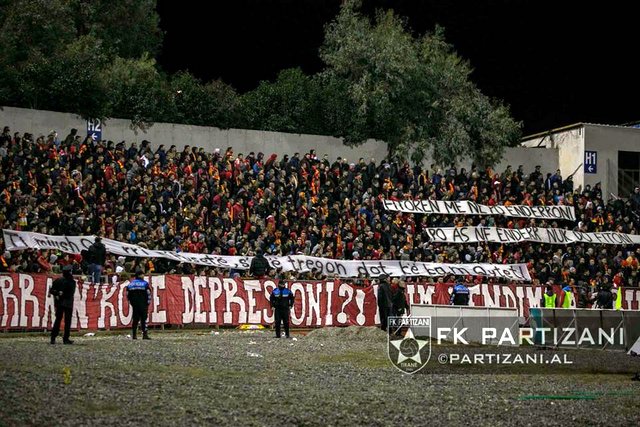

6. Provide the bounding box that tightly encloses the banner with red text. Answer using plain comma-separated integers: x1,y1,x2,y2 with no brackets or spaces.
0,274,638,330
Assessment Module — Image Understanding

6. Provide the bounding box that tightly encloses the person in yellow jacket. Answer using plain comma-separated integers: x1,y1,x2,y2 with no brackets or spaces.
561,285,573,308
541,285,557,308
614,286,623,310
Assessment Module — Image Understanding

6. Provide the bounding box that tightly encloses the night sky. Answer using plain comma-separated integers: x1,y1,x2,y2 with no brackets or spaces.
156,0,639,135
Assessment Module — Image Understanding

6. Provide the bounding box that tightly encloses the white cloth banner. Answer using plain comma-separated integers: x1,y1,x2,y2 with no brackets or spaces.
2,229,531,281
426,226,640,245
383,199,576,221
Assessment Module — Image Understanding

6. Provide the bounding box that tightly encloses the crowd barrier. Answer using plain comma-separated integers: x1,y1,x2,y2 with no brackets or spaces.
410,304,520,346
529,308,640,352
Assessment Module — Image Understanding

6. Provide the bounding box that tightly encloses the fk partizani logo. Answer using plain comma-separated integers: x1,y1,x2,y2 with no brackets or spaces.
387,316,431,374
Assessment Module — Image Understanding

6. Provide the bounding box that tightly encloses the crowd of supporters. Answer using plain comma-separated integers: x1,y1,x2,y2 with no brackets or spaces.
1,125,639,290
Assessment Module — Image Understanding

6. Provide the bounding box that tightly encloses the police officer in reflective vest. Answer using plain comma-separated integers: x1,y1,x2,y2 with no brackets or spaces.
49,265,76,344
270,281,294,338
450,280,470,305
542,285,557,308
561,285,573,308
126,269,151,340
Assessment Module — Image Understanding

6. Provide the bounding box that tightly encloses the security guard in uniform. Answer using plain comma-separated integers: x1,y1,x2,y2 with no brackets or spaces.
614,286,623,310
377,274,393,331
592,284,614,309
270,280,295,338
561,285,573,308
542,285,557,308
49,265,77,344
450,280,470,306
126,269,151,340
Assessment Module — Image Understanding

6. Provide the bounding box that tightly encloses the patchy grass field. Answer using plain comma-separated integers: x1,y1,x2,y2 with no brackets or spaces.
1,327,639,426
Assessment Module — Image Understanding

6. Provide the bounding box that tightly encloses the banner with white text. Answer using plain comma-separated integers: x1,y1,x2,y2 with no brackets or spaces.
2,230,531,280
383,199,576,221
0,274,638,331
426,226,640,245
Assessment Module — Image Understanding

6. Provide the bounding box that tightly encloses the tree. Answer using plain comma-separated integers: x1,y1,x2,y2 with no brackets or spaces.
238,68,357,136
74,0,163,59
169,71,240,129
100,54,171,129
320,0,521,166
0,0,77,107
0,0,165,119
240,68,317,134
16,35,109,116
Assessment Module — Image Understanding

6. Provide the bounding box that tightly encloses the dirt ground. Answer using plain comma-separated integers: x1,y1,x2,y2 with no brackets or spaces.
1,327,639,426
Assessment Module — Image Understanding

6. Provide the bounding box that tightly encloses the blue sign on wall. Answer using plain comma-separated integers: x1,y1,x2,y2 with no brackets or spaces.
87,118,102,142
584,151,597,174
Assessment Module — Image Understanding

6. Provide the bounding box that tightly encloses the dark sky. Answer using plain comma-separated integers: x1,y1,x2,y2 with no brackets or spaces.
157,0,640,135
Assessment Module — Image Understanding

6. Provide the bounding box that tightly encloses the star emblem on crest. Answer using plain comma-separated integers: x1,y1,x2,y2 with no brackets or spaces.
390,327,429,364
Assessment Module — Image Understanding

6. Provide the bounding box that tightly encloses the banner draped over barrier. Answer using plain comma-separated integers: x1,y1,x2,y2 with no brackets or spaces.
1,274,638,330
2,230,531,280
383,199,576,221
425,226,640,245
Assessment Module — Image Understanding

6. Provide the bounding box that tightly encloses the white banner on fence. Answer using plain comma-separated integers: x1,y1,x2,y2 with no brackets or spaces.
2,229,531,281
426,226,640,245
383,199,575,221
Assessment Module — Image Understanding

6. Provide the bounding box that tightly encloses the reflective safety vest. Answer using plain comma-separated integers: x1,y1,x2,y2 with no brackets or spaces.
562,291,572,308
615,287,623,310
543,293,556,308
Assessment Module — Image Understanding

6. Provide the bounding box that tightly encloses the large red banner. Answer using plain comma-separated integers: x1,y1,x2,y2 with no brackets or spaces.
0,274,638,330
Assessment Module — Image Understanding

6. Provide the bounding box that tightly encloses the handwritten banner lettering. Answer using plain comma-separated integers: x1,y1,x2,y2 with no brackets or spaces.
383,199,575,221
426,227,640,245
2,230,532,280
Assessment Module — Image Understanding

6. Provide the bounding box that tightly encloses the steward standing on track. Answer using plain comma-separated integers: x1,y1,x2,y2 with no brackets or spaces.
392,277,409,317
377,274,393,331
592,284,614,309
49,265,76,345
561,285,573,308
450,280,470,306
126,269,151,340
270,280,295,338
541,285,557,308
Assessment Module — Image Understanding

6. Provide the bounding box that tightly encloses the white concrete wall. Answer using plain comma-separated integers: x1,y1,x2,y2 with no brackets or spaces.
521,126,585,190
0,106,389,163
0,105,559,176
584,124,640,197
496,146,559,176
522,124,640,197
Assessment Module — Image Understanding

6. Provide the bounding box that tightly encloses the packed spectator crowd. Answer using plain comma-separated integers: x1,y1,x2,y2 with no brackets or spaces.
1,125,639,290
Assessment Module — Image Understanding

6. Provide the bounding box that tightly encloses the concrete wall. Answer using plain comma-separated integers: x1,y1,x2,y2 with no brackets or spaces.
0,106,389,163
522,124,640,197
1,105,559,176
496,146,559,176
584,124,640,198
521,126,585,190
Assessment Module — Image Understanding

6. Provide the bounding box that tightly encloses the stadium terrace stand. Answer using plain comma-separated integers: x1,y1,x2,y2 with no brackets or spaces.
1,127,639,290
